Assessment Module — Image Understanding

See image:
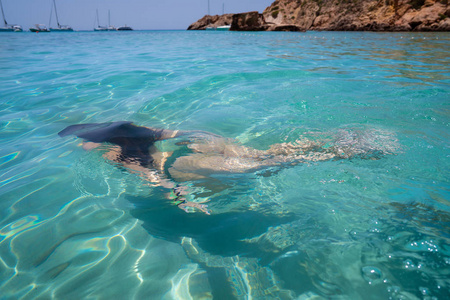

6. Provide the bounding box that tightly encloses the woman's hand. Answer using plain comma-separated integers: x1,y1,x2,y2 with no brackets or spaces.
178,198,210,215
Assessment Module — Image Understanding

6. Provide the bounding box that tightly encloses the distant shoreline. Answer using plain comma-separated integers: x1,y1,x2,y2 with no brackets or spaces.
3,29,450,33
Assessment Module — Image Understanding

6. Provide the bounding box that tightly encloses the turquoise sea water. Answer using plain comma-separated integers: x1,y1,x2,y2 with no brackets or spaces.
0,30,449,299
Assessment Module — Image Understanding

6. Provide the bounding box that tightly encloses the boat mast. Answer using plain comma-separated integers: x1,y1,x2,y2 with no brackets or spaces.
108,9,110,27
0,0,8,27
49,3,53,27
53,0,61,28
96,9,100,27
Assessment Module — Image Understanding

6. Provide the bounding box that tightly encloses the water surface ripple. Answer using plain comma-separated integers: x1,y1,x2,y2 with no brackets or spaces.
0,31,449,299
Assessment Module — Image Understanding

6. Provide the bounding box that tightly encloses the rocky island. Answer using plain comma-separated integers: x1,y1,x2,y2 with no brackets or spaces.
187,0,450,31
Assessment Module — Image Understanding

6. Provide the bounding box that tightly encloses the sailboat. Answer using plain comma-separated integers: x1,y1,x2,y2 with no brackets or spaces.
29,24,50,32
116,9,132,31
117,25,133,31
49,0,73,32
0,0,22,32
205,1,230,31
107,10,116,31
94,9,107,31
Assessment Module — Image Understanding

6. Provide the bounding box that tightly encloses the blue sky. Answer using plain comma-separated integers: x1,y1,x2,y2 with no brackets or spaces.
1,0,275,30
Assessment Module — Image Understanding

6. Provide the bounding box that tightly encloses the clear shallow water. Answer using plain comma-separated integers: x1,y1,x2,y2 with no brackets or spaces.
0,30,449,299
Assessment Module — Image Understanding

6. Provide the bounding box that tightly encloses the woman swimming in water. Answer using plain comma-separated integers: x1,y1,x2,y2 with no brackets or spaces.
59,121,395,214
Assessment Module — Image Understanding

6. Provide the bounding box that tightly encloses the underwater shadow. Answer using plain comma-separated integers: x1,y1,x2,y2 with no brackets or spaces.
128,195,297,259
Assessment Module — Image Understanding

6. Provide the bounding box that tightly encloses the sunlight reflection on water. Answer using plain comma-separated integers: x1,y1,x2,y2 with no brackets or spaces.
0,30,448,299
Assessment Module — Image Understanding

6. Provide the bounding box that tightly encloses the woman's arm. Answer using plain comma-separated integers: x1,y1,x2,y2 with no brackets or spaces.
82,141,210,214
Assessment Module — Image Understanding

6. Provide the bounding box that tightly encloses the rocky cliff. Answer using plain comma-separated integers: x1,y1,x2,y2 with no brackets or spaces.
264,0,450,31
188,0,450,31
230,12,270,31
